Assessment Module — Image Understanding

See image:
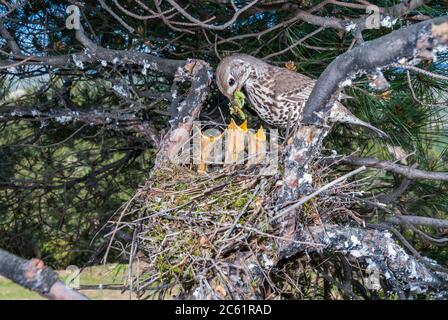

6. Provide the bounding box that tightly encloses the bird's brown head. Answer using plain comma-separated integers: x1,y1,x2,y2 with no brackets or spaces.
215,54,257,103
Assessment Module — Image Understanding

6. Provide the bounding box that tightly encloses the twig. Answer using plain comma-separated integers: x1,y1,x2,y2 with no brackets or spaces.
221,178,264,239
336,156,448,181
271,166,366,222
165,0,259,30
394,63,448,82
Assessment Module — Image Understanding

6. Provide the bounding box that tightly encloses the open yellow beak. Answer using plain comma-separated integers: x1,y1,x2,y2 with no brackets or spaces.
228,118,248,132
255,126,266,141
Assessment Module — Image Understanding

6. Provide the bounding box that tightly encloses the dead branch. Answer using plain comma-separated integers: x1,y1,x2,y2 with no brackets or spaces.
329,156,448,181
0,248,88,300
386,216,448,229
274,16,448,297
284,224,448,298
302,17,448,124
155,59,212,166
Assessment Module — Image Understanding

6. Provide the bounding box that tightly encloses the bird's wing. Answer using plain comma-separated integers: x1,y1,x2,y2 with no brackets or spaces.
270,67,316,104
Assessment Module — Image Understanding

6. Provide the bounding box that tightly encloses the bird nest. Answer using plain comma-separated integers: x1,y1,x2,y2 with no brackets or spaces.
106,156,369,299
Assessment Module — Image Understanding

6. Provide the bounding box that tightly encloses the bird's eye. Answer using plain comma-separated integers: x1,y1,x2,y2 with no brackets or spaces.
228,78,235,86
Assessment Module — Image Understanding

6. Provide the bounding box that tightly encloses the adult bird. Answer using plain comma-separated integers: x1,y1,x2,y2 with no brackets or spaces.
215,54,387,137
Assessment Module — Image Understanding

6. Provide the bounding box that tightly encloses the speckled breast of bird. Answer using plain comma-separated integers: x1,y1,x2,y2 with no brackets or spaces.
244,73,303,128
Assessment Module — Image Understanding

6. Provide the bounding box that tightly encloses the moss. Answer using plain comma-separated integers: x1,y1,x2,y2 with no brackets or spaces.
174,182,189,191
121,164,282,297
233,193,251,210
173,194,190,206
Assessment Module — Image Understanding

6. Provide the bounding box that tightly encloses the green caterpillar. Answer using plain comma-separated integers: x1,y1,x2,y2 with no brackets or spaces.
229,90,246,120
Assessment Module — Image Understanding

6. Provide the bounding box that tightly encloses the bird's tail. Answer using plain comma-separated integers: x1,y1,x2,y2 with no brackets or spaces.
329,103,388,138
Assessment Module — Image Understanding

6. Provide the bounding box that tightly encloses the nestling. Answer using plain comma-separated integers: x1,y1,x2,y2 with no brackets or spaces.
215,54,386,137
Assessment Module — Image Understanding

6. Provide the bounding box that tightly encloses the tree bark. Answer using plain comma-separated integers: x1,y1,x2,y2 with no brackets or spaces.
274,16,448,297
0,248,88,300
